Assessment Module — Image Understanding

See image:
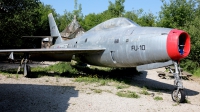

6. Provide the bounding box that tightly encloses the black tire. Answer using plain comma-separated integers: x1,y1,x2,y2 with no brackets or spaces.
24,65,31,78
171,88,186,103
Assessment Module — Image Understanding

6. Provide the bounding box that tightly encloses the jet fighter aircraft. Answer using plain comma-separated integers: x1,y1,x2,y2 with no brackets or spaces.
0,13,190,103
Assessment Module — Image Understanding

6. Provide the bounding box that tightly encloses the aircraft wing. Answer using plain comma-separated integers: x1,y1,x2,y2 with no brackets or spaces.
0,48,106,61
0,48,105,53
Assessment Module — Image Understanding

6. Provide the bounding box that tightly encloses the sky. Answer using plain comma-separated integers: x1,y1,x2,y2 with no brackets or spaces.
40,0,168,16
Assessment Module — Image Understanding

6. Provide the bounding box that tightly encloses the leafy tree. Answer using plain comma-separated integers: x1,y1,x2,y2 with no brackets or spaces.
57,10,74,31
0,0,41,48
81,13,102,31
107,0,125,17
158,0,200,73
158,0,196,28
57,0,83,31
73,0,83,20
80,0,126,31
34,3,58,36
124,9,156,26
81,0,156,31
181,15,200,72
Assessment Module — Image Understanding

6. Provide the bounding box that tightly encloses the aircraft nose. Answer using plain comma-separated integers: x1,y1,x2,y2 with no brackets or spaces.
167,29,190,61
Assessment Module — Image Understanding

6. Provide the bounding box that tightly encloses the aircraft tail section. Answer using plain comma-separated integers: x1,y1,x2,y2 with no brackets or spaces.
48,13,63,44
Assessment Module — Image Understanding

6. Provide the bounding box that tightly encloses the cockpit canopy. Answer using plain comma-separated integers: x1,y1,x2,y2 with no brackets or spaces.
90,17,140,31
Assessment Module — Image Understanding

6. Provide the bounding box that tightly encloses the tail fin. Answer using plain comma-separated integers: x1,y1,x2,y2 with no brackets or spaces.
48,13,63,44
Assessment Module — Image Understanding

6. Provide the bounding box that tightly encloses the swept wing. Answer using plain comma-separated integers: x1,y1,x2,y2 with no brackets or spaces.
0,48,105,61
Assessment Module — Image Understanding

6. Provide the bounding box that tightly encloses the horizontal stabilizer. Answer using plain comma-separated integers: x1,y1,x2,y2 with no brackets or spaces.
136,60,173,71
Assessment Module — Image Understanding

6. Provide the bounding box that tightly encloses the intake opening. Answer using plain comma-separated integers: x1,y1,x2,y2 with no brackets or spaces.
167,29,190,61
178,33,187,55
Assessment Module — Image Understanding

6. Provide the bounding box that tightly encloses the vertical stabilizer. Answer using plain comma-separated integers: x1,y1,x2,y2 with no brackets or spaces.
48,13,63,44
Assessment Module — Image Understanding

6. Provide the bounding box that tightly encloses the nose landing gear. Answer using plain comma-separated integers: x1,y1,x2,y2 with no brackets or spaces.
167,61,186,103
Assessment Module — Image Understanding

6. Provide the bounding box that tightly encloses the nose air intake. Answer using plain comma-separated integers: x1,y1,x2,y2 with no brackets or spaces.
167,29,190,61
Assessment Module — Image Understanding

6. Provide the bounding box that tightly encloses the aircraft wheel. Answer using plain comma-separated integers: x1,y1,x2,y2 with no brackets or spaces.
24,65,31,78
171,88,186,103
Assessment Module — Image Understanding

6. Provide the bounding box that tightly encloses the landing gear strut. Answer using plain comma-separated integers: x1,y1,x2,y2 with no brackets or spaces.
167,61,186,103
17,54,31,78
23,58,31,77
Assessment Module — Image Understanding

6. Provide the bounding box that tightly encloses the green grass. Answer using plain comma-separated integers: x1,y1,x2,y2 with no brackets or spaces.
0,62,140,87
116,91,140,98
139,87,150,95
31,62,79,77
99,80,107,86
94,89,103,93
6,74,13,78
0,69,21,79
172,98,190,105
116,82,130,89
193,68,200,77
154,96,163,101
172,103,179,106
15,74,19,79
184,98,191,104
90,88,103,93
116,84,129,89
74,76,131,89
72,65,139,86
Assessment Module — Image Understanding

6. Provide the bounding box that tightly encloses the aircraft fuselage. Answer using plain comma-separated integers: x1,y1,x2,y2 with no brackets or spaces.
50,24,190,68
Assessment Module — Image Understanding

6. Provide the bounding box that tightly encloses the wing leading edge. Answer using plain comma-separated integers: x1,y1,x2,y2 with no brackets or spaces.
0,48,106,61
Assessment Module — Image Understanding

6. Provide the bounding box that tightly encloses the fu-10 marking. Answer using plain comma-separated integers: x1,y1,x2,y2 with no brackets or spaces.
131,45,145,51
0,13,190,103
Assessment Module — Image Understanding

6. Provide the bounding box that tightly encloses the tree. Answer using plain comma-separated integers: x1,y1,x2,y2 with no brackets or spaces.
181,15,200,72
34,3,58,36
158,0,196,28
57,10,74,31
78,0,126,31
124,9,156,26
73,0,83,20
81,13,102,31
0,0,41,48
158,0,200,72
108,0,125,17
57,0,83,31
98,0,125,22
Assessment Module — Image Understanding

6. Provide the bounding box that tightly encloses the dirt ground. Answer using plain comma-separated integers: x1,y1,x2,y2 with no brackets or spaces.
0,62,200,112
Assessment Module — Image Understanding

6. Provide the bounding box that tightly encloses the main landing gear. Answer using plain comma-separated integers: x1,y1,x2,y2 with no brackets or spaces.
167,61,186,103
17,54,31,78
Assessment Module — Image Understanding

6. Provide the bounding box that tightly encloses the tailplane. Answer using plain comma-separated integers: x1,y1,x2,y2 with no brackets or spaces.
48,13,63,44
